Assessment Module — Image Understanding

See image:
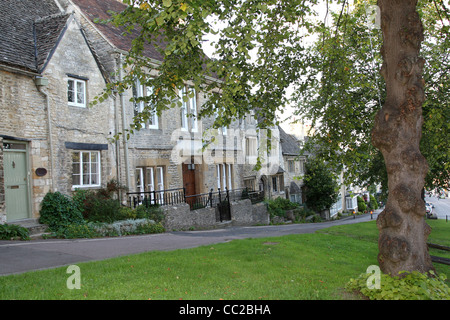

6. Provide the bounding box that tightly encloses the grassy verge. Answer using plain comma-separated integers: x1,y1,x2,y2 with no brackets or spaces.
0,220,448,300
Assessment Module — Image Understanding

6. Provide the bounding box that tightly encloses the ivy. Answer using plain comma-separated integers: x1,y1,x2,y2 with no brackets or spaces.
346,270,450,300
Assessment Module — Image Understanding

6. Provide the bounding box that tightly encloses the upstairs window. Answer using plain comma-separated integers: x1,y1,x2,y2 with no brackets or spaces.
68,78,86,108
178,86,198,132
133,79,158,129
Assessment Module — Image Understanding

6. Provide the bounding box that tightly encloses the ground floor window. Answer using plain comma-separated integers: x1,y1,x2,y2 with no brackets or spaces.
216,163,233,190
72,151,100,187
136,166,165,194
271,174,284,193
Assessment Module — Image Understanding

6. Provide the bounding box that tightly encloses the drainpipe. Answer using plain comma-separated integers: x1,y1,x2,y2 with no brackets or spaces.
35,76,55,192
119,53,131,192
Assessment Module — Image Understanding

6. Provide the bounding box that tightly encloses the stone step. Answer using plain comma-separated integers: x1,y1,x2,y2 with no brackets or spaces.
8,219,50,239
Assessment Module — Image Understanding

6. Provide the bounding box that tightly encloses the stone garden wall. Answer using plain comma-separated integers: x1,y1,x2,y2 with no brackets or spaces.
163,199,269,231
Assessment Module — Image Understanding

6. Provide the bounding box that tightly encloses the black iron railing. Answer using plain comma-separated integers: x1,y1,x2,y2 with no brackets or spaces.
126,187,264,210
127,187,185,208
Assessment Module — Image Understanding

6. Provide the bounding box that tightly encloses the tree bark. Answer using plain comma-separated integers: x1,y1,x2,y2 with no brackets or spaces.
371,0,435,275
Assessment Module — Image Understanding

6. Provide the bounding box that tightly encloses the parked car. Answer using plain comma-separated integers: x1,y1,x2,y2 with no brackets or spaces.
426,203,437,219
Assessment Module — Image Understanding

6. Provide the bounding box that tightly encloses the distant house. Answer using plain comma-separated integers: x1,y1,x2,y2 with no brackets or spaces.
279,126,307,204
68,0,249,201
0,0,116,223
0,0,291,225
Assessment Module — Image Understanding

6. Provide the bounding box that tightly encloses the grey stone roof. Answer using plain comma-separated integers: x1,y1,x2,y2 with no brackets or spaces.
0,0,64,73
71,0,164,61
35,13,71,71
278,125,301,157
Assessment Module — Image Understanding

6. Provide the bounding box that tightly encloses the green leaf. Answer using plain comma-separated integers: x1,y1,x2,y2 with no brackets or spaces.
162,0,172,8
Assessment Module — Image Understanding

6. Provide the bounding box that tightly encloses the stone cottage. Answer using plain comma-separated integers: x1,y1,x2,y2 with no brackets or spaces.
279,125,307,204
0,0,286,225
67,0,257,201
0,0,117,223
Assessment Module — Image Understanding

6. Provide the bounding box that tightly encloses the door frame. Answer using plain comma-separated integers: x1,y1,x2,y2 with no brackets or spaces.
3,139,32,222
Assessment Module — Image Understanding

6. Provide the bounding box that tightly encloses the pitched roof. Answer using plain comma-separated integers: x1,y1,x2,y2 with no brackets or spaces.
34,13,72,71
0,0,63,72
278,125,301,156
71,0,164,61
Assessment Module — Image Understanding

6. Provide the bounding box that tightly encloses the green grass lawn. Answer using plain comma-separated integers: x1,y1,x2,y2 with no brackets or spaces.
0,219,448,300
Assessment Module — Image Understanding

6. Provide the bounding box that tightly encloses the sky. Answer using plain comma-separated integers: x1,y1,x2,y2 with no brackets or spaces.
200,1,346,137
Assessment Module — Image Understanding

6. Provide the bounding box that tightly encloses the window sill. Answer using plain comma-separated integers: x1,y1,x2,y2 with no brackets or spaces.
72,185,101,191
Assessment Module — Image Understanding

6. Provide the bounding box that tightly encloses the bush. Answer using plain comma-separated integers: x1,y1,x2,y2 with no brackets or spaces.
0,224,30,240
73,184,123,223
48,223,99,239
266,197,299,218
292,207,316,222
134,204,165,222
39,192,85,231
91,219,165,237
357,196,367,212
346,270,450,300
369,194,378,210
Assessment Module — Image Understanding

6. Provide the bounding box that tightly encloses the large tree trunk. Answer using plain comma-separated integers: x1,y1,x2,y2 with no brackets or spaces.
371,0,435,275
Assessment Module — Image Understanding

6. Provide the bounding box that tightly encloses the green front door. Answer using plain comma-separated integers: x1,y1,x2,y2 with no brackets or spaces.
4,141,30,222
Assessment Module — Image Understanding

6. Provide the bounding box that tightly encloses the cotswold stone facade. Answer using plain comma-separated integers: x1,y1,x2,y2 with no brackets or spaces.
0,1,116,223
1,0,290,224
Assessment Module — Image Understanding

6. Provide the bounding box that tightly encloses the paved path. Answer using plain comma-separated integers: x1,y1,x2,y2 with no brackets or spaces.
0,211,380,276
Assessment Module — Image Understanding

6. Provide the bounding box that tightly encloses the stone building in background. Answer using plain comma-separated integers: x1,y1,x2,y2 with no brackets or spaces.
0,0,286,224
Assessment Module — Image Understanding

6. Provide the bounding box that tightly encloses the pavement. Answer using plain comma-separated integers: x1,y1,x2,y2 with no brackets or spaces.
0,211,381,276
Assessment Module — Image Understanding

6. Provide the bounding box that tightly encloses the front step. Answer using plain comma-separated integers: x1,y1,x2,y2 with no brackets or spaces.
8,219,49,239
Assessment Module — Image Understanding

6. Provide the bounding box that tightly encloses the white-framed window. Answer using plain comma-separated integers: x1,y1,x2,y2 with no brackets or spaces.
246,137,258,157
216,163,233,190
133,79,158,129
178,86,198,132
72,151,100,187
68,78,86,108
136,166,165,193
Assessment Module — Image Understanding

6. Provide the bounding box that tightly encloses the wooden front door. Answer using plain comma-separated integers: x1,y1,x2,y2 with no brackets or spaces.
182,163,196,196
4,141,31,222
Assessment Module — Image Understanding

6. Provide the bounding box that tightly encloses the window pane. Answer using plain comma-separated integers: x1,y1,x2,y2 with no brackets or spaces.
91,173,99,185
90,152,98,163
77,81,85,104
146,167,154,197
72,174,80,186
157,167,164,190
72,152,80,163
68,80,74,102
72,163,80,175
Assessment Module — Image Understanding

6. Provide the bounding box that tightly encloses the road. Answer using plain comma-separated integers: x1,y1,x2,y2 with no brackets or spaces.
0,211,380,276
425,195,450,220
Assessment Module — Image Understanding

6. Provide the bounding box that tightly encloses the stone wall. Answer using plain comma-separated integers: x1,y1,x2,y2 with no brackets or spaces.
163,199,269,231
0,137,4,224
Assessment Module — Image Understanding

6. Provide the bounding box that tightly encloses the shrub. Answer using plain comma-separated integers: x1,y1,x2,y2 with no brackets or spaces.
48,223,99,239
346,270,450,300
369,194,379,210
39,192,85,231
292,207,316,222
0,224,30,240
134,204,164,223
73,186,122,223
91,219,165,237
266,197,299,218
357,196,367,212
